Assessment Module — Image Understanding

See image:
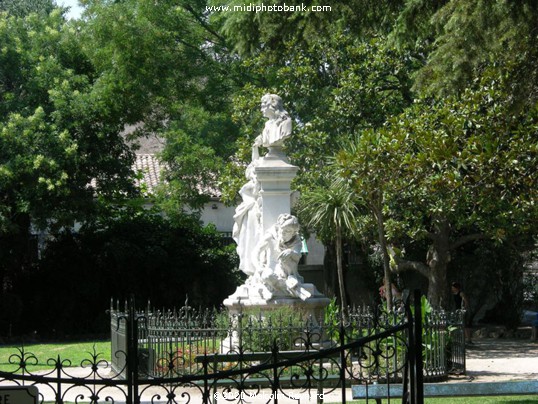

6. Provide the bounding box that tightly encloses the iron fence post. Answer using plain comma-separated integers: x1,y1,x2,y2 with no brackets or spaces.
339,317,346,404
272,342,279,404
460,310,466,374
126,296,133,404
126,295,141,404
317,356,324,404
401,290,411,404
56,355,63,404
202,355,210,404
413,290,424,404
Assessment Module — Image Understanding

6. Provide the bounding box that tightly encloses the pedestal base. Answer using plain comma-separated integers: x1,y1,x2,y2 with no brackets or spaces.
224,285,330,318
222,285,331,353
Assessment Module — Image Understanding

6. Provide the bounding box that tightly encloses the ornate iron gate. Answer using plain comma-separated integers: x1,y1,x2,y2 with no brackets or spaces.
0,291,427,404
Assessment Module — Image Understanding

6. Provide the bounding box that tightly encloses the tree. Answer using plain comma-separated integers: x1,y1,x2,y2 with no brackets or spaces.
0,0,54,17
0,10,136,296
212,7,420,307
335,132,409,311
81,0,245,211
296,173,361,313
12,208,240,336
220,32,418,202
210,0,404,56
391,0,538,109
202,0,538,314
337,72,538,307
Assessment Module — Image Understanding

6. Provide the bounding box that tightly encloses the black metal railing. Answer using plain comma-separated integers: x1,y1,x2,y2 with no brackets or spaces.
109,296,465,381
0,291,436,404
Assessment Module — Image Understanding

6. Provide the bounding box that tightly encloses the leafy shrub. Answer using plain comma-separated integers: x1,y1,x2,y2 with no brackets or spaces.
9,210,241,338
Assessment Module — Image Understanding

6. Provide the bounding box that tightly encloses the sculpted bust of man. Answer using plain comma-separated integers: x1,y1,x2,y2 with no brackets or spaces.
254,94,292,148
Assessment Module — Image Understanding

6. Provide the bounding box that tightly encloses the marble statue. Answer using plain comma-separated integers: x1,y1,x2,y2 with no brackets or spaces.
224,94,328,317
232,148,262,276
232,93,292,277
252,214,312,301
254,94,292,149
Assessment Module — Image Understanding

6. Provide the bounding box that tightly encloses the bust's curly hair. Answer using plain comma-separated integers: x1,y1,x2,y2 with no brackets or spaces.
261,94,290,121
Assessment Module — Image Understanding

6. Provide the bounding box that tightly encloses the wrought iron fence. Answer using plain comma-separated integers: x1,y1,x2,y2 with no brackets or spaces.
445,309,466,375
109,297,465,382
0,290,459,404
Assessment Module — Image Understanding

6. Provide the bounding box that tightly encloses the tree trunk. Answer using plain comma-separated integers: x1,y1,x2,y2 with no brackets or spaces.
335,225,348,314
426,219,452,308
391,219,489,310
390,218,453,309
427,261,449,308
372,202,392,310
323,241,336,298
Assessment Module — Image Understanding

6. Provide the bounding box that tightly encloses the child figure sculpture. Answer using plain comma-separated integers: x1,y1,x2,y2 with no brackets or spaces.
252,214,311,301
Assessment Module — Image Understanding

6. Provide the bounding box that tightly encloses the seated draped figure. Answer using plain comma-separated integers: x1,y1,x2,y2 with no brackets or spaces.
252,214,311,301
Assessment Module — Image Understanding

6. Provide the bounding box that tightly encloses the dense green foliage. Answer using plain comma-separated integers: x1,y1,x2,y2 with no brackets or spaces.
0,5,242,337
220,33,418,201
211,0,538,311
0,0,55,17
0,9,137,315
296,175,362,310
336,71,537,306
82,0,244,210
0,10,134,230
7,210,239,337
392,0,538,109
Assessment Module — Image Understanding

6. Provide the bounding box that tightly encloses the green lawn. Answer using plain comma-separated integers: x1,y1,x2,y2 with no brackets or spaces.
340,397,538,404
422,398,538,404
0,340,111,373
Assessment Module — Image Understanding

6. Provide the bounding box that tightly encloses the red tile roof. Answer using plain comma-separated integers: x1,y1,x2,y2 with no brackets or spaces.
134,154,164,195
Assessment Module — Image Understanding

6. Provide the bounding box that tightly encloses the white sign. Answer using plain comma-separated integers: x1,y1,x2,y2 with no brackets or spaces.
0,386,38,404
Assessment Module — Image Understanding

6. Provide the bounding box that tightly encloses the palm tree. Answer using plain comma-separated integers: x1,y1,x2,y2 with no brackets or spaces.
297,174,361,314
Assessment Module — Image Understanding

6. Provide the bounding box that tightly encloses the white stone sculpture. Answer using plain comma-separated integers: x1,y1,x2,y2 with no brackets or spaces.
254,94,292,149
232,149,262,276
224,94,328,316
252,214,312,300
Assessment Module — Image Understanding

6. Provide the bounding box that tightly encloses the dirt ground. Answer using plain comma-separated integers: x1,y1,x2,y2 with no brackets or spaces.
452,338,538,382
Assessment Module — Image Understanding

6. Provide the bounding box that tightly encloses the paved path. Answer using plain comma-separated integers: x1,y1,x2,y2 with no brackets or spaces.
455,338,538,383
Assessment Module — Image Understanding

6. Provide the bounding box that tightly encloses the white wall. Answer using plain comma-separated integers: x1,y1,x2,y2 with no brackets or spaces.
199,200,236,233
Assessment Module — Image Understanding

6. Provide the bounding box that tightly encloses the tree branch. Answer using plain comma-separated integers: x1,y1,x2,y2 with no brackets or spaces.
392,258,430,278
183,4,226,43
388,246,430,278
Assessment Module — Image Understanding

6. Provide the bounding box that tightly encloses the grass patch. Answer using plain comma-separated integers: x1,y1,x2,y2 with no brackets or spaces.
422,398,538,404
339,397,538,404
0,340,111,373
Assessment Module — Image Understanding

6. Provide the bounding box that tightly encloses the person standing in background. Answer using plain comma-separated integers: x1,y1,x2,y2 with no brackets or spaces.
451,282,473,345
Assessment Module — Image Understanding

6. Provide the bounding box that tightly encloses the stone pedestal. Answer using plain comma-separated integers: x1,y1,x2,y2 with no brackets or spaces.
224,284,330,315
255,147,298,234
